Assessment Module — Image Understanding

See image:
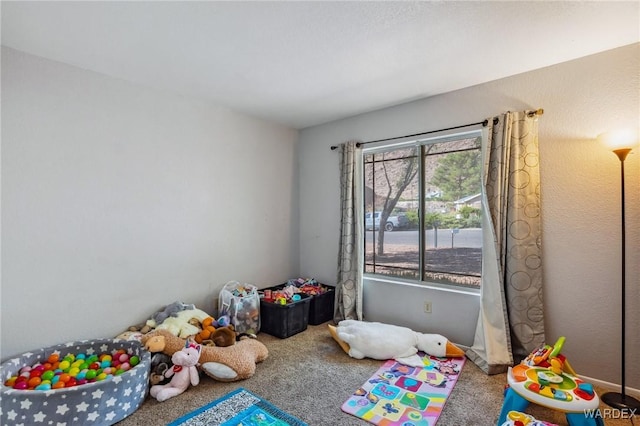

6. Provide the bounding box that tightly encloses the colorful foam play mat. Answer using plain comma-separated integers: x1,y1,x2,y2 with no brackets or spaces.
168,387,308,426
342,354,466,426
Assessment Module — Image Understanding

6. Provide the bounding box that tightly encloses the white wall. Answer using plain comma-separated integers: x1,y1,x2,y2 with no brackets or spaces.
298,43,639,389
1,47,299,358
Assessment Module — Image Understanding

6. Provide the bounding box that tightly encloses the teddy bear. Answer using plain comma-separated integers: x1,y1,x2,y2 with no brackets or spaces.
149,353,172,386
117,302,200,340
193,317,237,347
149,339,202,402
141,329,268,382
153,308,212,338
115,330,144,342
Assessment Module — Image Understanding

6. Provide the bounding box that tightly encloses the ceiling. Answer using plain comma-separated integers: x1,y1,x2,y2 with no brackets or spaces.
2,1,639,129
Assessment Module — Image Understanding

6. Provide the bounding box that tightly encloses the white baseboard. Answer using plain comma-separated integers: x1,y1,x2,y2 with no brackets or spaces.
578,374,640,399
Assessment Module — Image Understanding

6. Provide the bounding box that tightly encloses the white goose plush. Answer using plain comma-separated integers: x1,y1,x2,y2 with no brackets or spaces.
328,320,465,367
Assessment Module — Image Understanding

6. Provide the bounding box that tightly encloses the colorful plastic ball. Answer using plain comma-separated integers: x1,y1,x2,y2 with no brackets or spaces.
13,381,28,390
129,355,140,366
29,369,43,378
52,381,66,389
27,377,41,388
41,370,55,381
47,353,60,363
85,370,97,380
35,383,51,391
58,360,71,371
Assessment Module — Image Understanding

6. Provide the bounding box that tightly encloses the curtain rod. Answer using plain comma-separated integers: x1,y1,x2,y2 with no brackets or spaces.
330,108,543,150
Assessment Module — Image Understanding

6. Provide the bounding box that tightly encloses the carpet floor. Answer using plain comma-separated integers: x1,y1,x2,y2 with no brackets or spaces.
116,323,635,426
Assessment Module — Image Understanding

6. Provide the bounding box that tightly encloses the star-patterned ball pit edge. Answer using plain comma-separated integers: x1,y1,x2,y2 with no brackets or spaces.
0,338,150,426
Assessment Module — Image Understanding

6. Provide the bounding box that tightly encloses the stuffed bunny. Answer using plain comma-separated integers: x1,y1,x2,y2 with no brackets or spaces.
149,339,202,402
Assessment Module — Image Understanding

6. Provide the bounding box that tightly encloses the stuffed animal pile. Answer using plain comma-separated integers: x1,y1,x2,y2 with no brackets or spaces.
142,329,268,382
115,300,269,401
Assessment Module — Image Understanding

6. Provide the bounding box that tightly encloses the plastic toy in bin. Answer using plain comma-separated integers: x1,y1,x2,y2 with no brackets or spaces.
262,288,302,305
286,277,330,296
271,279,335,325
218,281,261,334
260,293,311,339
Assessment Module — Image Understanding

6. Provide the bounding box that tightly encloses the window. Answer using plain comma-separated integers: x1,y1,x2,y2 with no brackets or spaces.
363,130,483,288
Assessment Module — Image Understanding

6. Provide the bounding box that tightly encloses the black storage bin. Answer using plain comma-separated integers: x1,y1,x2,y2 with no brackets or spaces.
308,285,335,325
260,293,311,338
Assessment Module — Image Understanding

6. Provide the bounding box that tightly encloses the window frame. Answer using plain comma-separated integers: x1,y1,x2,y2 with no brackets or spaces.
361,127,484,289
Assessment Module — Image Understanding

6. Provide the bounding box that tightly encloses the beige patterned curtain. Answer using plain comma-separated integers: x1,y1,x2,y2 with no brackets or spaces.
466,111,545,374
334,141,364,322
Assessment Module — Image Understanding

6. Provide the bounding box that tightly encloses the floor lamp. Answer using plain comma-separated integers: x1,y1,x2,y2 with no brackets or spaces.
598,129,640,413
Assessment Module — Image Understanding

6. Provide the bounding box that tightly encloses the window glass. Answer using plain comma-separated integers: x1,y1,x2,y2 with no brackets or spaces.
363,132,482,289
364,146,419,279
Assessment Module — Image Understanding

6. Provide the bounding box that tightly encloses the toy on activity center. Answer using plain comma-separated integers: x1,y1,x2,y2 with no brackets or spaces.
142,329,268,382
498,336,604,426
149,339,201,402
328,320,465,367
500,411,559,426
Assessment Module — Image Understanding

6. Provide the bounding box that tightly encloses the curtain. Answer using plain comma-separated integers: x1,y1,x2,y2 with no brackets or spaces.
334,141,363,322
466,111,545,374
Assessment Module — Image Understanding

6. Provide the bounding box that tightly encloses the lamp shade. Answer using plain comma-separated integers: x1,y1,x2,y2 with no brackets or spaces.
597,128,638,151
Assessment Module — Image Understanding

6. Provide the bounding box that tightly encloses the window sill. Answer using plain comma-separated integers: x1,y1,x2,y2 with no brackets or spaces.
363,273,481,296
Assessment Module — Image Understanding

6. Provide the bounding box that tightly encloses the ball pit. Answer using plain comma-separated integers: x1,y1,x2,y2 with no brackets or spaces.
1,338,150,426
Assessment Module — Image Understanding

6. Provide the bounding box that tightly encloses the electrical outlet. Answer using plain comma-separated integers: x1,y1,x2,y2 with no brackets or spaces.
424,301,432,314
